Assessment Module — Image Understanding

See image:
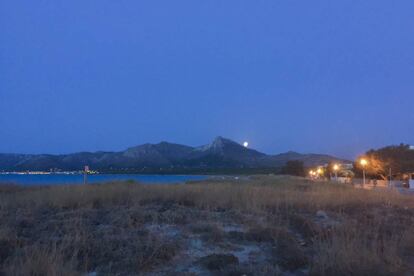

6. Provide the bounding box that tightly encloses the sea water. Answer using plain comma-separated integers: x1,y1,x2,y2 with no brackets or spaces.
0,174,208,186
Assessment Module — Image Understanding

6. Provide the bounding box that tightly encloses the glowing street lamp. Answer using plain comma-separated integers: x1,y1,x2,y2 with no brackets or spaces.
333,164,340,181
317,168,323,177
309,170,314,179
360,159,368,186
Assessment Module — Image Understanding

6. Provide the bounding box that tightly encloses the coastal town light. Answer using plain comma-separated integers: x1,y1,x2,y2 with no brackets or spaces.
243,141,249,148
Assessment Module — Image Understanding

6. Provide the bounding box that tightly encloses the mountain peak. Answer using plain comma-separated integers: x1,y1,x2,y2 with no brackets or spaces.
212,136,235,145
199,136,241,152
282,150,301,156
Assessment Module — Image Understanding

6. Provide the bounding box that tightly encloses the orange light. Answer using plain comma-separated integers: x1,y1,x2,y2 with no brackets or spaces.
360,159,368,166
333,164,340,171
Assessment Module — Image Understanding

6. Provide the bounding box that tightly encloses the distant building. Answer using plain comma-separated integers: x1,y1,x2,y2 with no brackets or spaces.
340,163,354,170
409,173,414,189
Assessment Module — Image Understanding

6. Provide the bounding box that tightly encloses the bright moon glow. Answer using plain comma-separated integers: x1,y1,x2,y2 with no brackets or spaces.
243,142,249,148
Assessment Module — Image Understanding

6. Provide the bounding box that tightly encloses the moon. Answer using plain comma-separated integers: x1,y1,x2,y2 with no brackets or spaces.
243,141,249,148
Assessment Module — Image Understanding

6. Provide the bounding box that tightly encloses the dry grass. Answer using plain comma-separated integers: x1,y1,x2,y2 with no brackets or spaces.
0,175,413,275
4,176,412,212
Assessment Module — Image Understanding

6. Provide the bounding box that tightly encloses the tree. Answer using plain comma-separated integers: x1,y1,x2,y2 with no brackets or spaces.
356,144,414,180
281,160,306,177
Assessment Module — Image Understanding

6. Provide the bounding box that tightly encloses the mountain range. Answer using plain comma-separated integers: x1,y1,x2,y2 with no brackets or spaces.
0,137,348,173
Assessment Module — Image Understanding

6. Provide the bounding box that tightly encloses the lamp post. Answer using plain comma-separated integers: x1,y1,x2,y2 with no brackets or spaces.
389,167,392,188
317,168,323,179
309,170,314,179
333,164,340,181
360,159,368,187
84,165,89,185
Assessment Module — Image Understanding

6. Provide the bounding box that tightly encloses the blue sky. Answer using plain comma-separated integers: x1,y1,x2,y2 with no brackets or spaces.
1,0,413,159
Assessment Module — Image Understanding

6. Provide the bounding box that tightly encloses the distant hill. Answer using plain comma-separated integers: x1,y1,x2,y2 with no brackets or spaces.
270,151,348,167
0,137,348,173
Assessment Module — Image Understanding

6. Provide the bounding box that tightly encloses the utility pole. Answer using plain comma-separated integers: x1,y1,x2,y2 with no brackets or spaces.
362,169,366,188
84,165,89,185
389,167,392,188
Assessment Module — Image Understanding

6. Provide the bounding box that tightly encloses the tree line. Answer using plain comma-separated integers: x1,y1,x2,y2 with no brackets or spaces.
280,144,414,180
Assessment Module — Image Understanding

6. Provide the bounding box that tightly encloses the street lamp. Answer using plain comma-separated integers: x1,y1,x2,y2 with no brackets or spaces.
317,168,323,179
309,170,314,179
333,164,340,181
360,159,368,187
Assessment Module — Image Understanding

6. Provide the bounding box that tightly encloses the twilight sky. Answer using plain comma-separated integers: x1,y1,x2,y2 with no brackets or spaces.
1,1,413,159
